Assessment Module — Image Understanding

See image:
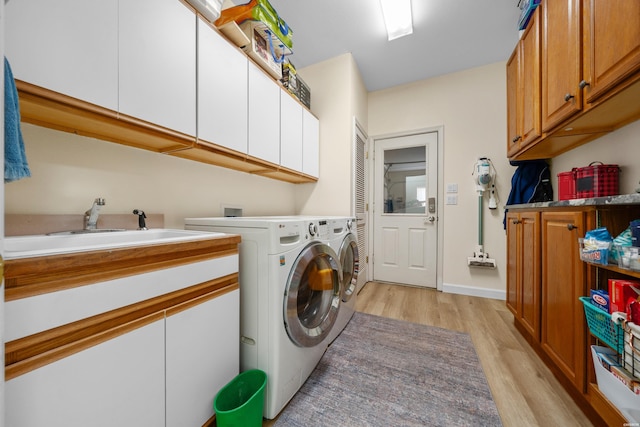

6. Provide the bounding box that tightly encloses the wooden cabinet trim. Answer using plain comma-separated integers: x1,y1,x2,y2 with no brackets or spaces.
4,235,241,301
5,276,239,380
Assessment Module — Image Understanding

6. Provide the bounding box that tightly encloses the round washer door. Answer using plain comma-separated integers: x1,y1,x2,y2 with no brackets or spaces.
339,233,359,303
284,242,341,347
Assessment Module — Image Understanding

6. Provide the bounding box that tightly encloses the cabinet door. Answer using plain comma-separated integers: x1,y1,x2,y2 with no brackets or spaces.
506,211,541,340
302,109,320,178
6,320,165,427
541,210,589,391
506,46,522,157
582,0,640,104
541,0,582,132
506,212,520,315
520,10,541,150
280,91,303,171
119,0,196,136
198,18,248,153
166,289,240,427
520,212,541,339
4,0,118,110
248,63,280,164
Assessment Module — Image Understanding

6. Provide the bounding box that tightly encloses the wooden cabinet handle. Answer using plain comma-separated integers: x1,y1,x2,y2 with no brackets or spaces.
564,93,575,102
567,224,578,231
579,80,590,89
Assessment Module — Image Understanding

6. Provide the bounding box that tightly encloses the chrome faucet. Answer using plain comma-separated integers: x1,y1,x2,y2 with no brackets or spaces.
84,198,105,230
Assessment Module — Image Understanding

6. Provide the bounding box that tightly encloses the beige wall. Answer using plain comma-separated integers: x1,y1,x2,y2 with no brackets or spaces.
5,124,297,229
368,62,511,296
294,53,368,216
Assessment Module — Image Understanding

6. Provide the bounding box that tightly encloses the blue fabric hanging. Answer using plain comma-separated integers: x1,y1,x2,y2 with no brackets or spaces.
503,160,551,229
4,56,31,183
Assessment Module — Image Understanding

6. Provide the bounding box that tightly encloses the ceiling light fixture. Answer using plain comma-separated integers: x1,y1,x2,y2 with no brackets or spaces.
379,0,413,41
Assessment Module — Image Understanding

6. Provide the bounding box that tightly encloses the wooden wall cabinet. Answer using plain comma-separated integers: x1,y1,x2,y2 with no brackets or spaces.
506,8,541,157
506,211,541,340
508,0,640,160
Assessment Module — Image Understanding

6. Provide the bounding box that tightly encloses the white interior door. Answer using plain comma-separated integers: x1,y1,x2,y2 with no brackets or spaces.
373,132,438,288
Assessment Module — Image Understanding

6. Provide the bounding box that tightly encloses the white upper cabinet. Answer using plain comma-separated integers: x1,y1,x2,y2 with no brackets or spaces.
248,62,280,165
302,110,320,178
280,90,303,171
4,0,118,110
119,0,196,136
197,19,248,153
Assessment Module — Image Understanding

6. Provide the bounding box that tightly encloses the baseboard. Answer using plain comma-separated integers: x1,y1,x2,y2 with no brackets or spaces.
442,282,506,301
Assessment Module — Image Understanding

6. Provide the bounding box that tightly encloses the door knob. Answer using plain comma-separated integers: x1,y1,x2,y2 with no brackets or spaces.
426,216,436,223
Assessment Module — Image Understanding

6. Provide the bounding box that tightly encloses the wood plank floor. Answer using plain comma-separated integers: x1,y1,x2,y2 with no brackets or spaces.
264,282,593,426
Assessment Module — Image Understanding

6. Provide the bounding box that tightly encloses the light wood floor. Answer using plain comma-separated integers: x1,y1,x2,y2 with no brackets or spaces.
264,282,593,427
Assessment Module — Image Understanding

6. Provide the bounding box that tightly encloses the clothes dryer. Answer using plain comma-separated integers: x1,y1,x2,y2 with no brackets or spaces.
326,217,359,343
184,216,341,419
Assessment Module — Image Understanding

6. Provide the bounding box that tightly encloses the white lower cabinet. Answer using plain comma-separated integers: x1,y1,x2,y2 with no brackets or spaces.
6,320,166,427
166,289,240,427
280,90,303,171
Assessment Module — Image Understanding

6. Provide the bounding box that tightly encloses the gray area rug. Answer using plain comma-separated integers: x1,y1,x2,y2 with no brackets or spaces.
274,312,502,427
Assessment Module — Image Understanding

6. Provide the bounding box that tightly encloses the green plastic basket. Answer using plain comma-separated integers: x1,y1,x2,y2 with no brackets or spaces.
214,369,267,427
580,296,623,352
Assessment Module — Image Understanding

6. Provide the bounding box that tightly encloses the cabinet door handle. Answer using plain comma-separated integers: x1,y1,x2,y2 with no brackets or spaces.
579,80,590,90
512,135,522,143
564,93,575,102
512,219,521,224
567,224,578,231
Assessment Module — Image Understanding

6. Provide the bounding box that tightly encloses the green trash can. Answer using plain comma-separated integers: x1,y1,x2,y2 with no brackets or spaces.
214,369,267,427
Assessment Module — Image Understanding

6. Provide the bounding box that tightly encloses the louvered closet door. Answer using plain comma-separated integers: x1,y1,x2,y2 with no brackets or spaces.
354,123,368,291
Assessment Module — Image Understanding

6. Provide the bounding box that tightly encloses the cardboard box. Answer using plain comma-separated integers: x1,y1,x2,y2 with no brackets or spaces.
609,279,640,314
240,21,283,79
590,289,610,312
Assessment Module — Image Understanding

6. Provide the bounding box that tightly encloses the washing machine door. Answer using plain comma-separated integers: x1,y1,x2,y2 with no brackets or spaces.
284,242,341,347
339,233,360,303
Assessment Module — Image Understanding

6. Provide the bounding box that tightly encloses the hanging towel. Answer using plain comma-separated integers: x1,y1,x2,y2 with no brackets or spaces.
4,57,31,183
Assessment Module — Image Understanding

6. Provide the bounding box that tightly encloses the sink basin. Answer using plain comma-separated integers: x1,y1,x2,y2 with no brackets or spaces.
4,229,225,259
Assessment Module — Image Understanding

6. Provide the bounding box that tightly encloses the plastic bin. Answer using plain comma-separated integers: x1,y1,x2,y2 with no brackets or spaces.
214,369,267,427
580,297,623,351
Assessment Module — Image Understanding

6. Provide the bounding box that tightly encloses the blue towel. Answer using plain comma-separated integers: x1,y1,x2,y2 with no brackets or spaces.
4,57,31,183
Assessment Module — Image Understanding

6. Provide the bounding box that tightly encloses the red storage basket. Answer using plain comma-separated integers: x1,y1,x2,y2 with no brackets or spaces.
558,170,576,200
575,162,619,198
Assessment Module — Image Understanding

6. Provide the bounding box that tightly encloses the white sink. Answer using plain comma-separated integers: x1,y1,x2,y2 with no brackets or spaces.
4,229,224,259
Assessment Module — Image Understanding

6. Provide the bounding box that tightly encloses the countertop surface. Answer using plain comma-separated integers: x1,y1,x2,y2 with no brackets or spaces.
507,193,640,209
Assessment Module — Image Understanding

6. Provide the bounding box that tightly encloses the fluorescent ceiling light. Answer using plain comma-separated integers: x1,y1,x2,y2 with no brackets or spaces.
379,0,413,41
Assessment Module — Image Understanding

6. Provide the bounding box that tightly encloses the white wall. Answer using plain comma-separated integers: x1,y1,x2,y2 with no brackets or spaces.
4,124,297,228
294,53,368,216
368,62,511,298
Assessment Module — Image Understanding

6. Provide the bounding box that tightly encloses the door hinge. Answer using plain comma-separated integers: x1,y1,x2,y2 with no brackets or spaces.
366,255,369,264
366,203,369,212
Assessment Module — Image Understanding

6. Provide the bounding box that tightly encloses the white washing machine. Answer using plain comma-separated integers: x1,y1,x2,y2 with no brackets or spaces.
184,216,342,419
326,217,360,343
